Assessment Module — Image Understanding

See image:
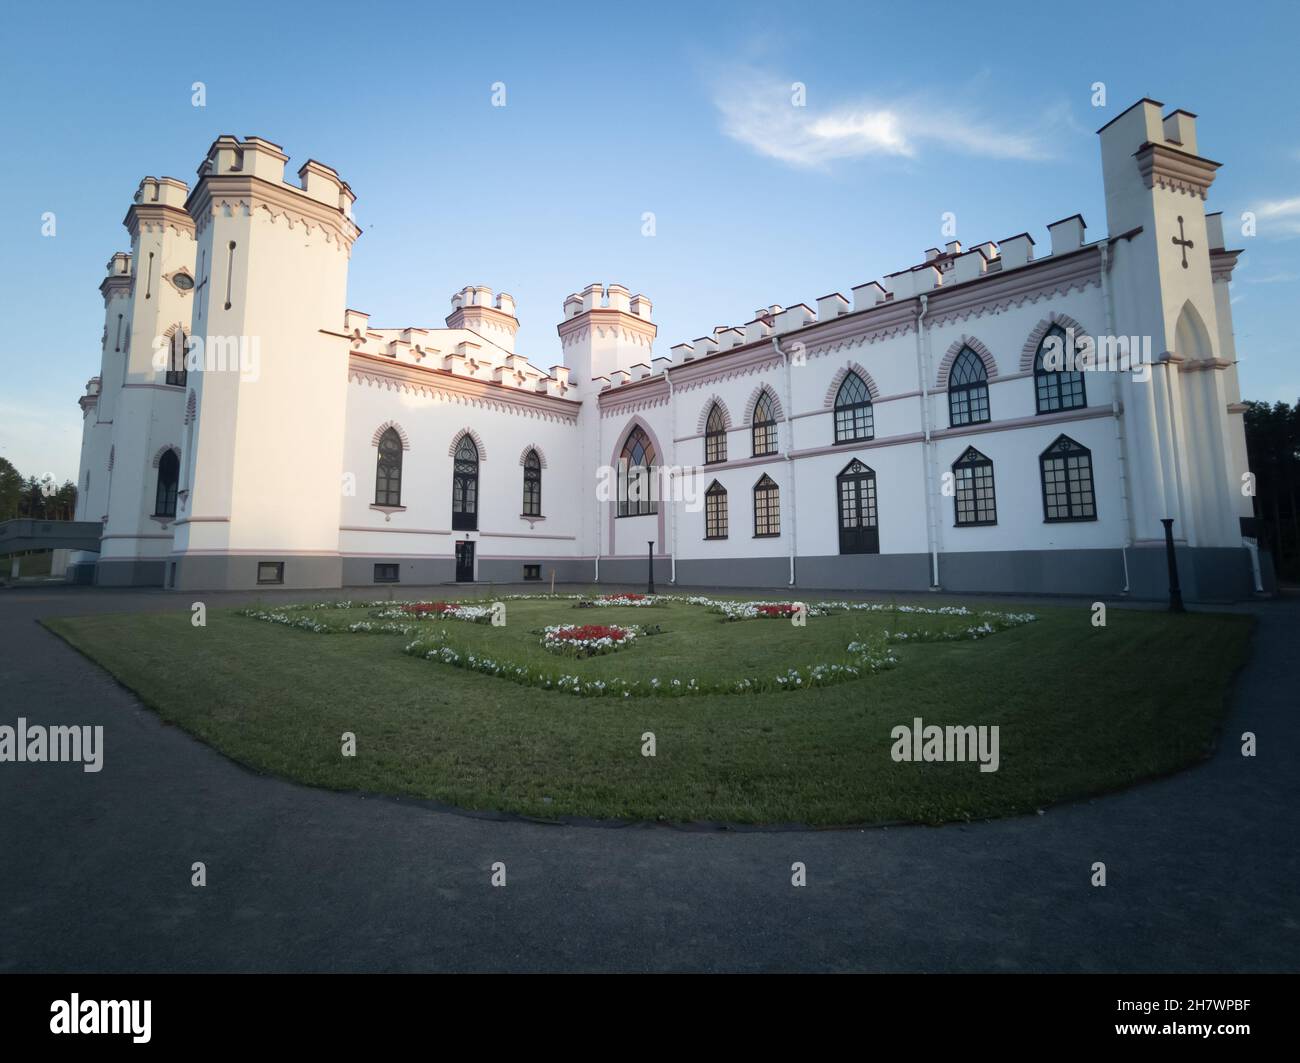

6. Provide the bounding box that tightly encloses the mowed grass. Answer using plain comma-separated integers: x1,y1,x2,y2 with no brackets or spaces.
43,597,1254,825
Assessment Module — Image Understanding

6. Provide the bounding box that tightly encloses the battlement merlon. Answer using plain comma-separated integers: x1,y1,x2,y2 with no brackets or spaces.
123,177,195,241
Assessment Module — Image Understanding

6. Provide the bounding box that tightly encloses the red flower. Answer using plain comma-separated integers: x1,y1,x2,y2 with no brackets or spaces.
551,624,627,642
757,604,795,617
600,593,645,602
402,602,454,614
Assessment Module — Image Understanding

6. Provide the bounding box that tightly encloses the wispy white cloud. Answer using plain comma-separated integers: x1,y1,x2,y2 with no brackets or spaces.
1243,271,1299,284
1250,196,1300,238
711,68,1056,169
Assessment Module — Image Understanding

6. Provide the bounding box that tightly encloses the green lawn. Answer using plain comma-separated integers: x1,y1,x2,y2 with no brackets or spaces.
43,593,1254,825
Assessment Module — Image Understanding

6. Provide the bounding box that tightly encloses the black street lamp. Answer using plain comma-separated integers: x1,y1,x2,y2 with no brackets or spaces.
1161,518,1185,613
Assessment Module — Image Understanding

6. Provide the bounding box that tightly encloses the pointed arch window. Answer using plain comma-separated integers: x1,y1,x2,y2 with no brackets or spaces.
753,474,780,537
705,480,728,539
952,446,996,526
165,328,188,387
833,372,874,444
948,348,990,427
452,435,479,530
154,450,179,518
1034,325,1087,414
837,459,879,554
522,448,542,516
618,425,657,517
752,391,778,456
375,428,403,507
704,404,728,465
1040,435,1096,521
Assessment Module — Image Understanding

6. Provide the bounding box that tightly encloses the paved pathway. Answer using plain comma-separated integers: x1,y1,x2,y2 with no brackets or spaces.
1,585,1296,971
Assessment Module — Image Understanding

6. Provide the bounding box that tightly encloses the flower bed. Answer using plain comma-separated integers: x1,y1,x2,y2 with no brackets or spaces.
541,623,637,657
370,602,495,624
576,593,662,608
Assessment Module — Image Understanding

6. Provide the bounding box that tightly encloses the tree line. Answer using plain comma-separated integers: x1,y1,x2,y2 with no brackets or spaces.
1244,400,1300,584
0,458,78,522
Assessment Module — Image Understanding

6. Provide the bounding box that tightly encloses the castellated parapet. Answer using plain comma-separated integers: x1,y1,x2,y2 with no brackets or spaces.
446,286,520,353
555,283,656,388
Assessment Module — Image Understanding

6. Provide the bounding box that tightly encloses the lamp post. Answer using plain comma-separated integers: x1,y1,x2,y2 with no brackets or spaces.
647,540,655,595
1161,518,1185,613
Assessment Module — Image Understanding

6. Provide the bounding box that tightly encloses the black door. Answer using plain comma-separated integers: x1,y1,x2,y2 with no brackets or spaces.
837,460,880,554
455,540,475,582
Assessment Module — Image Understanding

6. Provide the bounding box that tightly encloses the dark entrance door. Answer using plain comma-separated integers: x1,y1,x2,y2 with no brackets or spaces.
455,540,475,582
837,459,880,554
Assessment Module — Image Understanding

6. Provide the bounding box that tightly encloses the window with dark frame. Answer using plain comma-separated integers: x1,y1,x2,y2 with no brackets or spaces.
522,449,542,516
753,474,780,537
1034,325,1087,414
523,564,541,581
704,404,728,464
617,425,658,516
374,563,399,583
154,449,179,518
257,561,284,584
833,372,874,444
751,391,778,456
451,435,479,530
948,347,991,427
704,480,728,539
165,328,188,387
952,446,997,526
1040,435,1097,521
375,428,403,507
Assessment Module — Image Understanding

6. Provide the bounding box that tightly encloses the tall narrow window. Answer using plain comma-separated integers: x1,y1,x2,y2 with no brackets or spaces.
952,446,997,526
704,404,727,464
753,474,780,537
751,391,778,456
618,425,658,516
705,480,728,539
375,428,403,507
1040,435,1097,521
154,450,179,518
948,348,990,427
833,372,874,443
522,449,542,516
452,435,479,530
1035,325,1087,414
836,459,879,554
165,328,188,387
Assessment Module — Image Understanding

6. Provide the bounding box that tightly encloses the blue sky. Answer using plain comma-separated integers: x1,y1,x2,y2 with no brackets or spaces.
2,0,1297,482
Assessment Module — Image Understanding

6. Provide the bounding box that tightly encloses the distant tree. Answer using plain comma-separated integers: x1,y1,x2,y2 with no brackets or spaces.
0,458,22,521
1243,399,1300,582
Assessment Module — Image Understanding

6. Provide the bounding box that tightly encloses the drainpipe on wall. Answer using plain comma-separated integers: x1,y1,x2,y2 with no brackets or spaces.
770,336,797,586
594,405,602,584
666,370,677,584
1100,242,1133,593
914,295,940,588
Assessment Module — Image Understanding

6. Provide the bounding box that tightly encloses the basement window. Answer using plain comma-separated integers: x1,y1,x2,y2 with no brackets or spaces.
257,562,284,585
374,563,400,583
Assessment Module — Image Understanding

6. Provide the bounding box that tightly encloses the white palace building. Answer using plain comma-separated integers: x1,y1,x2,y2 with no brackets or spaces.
71,98,1262,599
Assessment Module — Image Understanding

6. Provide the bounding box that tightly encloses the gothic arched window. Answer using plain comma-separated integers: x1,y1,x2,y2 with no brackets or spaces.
836,459,879,554
752,391,778,456
154,450,179,518
948,348,990,427
705,480,728,539
833,372,874,444
522,449,542,516
1040,435,1096,521
1034,325,1087,414
375,428,403,507
165,328,188,387
753,474,780,537
704,404,727,465
452,435,479,530
952,446,996,526
618,425,657,517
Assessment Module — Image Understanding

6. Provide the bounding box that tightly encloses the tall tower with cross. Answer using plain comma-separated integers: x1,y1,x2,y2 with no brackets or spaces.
1098,99,1250,585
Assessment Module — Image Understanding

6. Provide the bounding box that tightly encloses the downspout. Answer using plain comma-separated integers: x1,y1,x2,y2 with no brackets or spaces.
1100,241,1132,593
666,369,677,584
594,402,601,584
915,295,940,587
770,336,796,586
